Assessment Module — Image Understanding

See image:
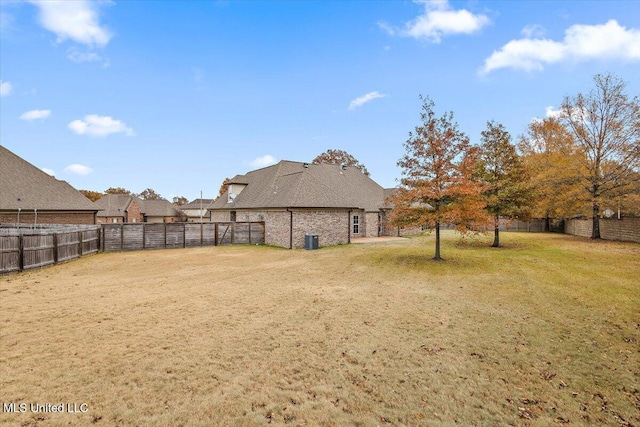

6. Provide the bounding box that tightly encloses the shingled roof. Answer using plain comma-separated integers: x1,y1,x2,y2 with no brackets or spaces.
181,199,216,209
0,146,99,212
139,199,183,217
210,161,386,211
95,194,183,218
94,194,135,217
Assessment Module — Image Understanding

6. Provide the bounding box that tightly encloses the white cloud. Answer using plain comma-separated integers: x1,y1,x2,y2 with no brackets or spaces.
250,155,278,168
349,91,387,110
481,19,640,74
29,0,112,47
20,109,51,120
531,105,570,124
41,168,55,176
68,48,101,63
545,106,563,119
64,164,93,175
382,0,490,43
521,24,546,39
0,80,12,97
377,21,396,36
68,114,134,137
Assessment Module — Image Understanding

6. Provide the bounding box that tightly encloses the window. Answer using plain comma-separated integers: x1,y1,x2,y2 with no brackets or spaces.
353,215,359,234
230,211,236,222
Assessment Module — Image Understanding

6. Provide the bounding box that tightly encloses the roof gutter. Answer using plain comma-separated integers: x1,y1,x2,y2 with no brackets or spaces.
286,208,293,249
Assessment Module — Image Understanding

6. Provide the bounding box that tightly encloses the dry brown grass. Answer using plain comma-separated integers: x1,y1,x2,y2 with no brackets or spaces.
1,232,638,426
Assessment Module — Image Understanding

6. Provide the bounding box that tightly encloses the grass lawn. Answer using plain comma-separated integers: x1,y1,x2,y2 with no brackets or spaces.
1,231,638,426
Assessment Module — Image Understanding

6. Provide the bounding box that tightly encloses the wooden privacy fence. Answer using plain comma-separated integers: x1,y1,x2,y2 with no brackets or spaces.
101,222,265,252
0,225,100,273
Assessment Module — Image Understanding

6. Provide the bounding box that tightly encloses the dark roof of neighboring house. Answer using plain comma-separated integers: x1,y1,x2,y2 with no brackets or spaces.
181,199,216,209
95,195,183,218
140,199,183,217
210,161,386,211
0,145,99,212
94,194,136,217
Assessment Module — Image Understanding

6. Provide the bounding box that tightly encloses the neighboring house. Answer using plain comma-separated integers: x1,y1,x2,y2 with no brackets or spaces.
0,145,100,224
95,194,184,224
209,160,396,249
140,199,185,223
95,194,144,224
181,198,215,222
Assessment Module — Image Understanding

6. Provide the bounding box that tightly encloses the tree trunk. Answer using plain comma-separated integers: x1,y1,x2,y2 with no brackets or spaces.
492,215,500,247
433,221,442,261
591,201,601,239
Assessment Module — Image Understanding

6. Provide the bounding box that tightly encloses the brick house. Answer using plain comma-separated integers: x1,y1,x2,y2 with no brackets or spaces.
209,160,395,249
140,199,185,223
95,194,184,224
181,198,215,222
95,194,144,224
0,146,100,224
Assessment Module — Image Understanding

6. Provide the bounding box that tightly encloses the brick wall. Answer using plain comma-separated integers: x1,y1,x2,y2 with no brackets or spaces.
292,209,349,248
0,211,96,225
264,211,292,248
210,211,230,222
565,218,640,243
209,209,350,248
364,212,379,237
127,199,144,223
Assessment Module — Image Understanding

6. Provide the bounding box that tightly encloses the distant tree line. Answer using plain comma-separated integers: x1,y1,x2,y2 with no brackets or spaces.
79,187,190,206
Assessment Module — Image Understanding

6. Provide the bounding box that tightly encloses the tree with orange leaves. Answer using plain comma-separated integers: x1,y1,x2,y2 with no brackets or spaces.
389,95,488,260
560,73,640,239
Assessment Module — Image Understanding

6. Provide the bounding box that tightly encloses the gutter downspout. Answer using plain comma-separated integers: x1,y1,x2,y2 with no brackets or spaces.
286,208,293,249
348,209,352,244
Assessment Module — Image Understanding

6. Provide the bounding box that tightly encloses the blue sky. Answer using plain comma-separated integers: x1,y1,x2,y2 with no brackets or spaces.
1,0,639,202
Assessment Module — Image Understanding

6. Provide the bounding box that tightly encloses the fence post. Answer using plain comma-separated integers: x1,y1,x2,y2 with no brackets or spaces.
18,233,24,271
215,223,219,246
200,222,203,246
183,223,186,248
142,223,146,250
78,231,83,257
249,222,252,244
231,222,235,244
53,233,58,264
164,223,167,249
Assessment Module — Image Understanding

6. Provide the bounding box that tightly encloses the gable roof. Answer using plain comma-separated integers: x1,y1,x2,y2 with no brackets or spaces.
0,146,99,212
211,160,386,211
95,194,183,218
181,198,216,210
94,194,136,217
139,199,183,217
